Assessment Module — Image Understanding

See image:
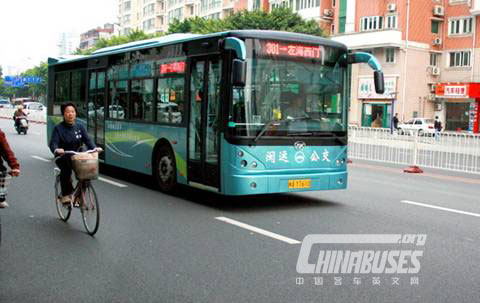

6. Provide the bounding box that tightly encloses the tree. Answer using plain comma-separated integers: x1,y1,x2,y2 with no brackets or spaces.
21,62,48,102
168,8,325,37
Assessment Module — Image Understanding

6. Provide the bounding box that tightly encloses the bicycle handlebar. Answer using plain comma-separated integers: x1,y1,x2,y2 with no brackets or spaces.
54,149,102,161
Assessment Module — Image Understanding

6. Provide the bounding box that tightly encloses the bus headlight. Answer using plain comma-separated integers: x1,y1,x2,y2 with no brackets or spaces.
337,178,344,185
251,161,257,168
250,182,257,189
237,151,244,157
240,160,247,167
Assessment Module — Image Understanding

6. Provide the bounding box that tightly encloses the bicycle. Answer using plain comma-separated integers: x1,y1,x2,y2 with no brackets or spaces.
54,150,100,236
0,171,13,246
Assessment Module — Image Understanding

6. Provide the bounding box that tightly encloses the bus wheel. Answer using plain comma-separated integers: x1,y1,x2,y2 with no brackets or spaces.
154,145,177,193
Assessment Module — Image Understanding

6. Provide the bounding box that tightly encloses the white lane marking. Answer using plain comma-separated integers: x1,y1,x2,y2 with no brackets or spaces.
32,155,127,188
401,200,480,218
215,216,301,244
98,177,128,188
31,155,50,162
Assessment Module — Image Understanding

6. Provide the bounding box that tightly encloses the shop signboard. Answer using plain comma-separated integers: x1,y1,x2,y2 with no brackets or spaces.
358,76,396,99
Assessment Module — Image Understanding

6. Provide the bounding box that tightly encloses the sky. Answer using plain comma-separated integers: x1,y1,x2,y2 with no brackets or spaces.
0,0,118,75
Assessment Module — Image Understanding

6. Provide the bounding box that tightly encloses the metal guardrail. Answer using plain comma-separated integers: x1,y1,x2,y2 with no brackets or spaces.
348,126,480,174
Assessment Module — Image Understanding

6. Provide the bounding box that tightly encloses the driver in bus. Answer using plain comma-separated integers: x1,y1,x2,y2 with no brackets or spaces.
284,93,307,119
283,93,308,132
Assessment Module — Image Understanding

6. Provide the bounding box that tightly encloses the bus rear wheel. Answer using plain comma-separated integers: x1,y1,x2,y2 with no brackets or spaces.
154,145,177,193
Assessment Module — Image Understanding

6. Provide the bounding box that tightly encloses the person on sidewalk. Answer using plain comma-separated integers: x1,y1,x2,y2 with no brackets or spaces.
434,116,442,141
0,129,21,208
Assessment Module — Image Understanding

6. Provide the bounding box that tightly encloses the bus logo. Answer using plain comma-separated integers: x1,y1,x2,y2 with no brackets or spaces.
294,141,306,150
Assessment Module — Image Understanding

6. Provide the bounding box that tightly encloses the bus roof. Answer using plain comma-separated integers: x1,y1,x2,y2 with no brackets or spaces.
48,30,347,66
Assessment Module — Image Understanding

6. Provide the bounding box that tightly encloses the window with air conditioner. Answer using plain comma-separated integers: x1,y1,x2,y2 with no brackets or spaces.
448,17,473,35
433,5,444,16
386,15,397,29
431,20,440,33
387,4,396,12
449,51,471,67
430,53,440,66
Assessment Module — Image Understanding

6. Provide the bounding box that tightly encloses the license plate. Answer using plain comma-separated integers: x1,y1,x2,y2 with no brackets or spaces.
288,179,311,189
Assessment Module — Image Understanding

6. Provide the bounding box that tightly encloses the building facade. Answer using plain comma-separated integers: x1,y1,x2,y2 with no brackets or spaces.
117,0,255,35
79,24,116,50
58,32,80,56
329,0,480,132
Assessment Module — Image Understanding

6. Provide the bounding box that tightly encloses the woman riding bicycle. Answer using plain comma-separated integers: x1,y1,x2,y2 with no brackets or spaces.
49,103,102,204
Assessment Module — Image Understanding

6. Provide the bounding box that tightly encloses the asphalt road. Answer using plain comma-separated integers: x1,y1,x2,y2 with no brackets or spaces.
0,119,479,303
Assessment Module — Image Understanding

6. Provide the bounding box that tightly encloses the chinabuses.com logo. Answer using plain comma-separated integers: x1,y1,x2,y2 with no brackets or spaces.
296,234,426,278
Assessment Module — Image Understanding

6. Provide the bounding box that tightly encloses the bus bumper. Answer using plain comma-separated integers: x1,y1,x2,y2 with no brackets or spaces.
223,171,347,195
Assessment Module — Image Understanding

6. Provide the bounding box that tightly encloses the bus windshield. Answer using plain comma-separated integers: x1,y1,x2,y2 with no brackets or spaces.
229,39,347,138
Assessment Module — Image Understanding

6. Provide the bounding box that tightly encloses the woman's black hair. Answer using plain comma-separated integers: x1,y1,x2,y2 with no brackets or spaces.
61,102,77,115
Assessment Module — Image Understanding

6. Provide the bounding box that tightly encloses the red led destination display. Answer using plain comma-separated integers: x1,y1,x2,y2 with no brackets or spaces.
159,61,186,75
262,41,324,60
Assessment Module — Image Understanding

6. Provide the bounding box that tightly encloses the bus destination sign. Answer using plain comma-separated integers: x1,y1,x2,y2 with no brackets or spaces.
159,61,186,75
262,41,324,60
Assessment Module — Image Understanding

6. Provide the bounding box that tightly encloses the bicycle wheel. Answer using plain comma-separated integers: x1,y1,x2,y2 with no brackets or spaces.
55,176,71,221
80,182,99,236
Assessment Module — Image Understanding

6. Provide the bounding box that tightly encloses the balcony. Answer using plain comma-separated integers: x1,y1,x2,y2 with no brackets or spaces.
156,6,165,15
331,30,403,50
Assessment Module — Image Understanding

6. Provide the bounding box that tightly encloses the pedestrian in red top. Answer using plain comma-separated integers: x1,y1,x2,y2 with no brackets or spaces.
0,129,20,208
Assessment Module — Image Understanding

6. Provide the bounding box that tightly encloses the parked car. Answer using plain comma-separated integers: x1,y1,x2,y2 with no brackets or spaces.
23,102,44,111
0,99,12,108
397,118,435,136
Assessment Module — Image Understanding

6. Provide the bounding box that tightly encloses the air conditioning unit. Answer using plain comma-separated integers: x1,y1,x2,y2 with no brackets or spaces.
433,5,444,16
430,84,437,93
431,67,440,75
433,38,442,45
387,3,396,12
323,9,333,17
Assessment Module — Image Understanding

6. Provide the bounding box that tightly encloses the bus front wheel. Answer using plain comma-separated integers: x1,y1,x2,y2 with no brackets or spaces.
154,145,177,193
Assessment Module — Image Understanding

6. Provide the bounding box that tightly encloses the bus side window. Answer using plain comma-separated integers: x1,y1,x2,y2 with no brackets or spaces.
231,88,245,123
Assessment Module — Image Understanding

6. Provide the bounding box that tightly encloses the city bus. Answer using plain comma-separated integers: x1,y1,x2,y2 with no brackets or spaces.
47,30,384,195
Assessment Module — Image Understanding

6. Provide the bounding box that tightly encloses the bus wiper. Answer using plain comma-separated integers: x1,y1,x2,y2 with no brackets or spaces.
314,131,347,144
253,119,289,142
287,132,313,136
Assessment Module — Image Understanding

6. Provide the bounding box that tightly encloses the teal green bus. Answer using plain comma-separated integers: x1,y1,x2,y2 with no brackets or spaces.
47,30,384,195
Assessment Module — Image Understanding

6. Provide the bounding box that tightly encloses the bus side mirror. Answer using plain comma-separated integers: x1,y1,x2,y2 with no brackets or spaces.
232,59,246,87
374,70,385,94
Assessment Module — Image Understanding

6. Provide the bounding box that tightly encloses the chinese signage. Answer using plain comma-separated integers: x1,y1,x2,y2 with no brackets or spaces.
435,82,480,98
358,76,396,99
444,85,467,98
3,75,42,87
261,41,324,61
159,61,186,75
469,101,479,133
265,149,330,164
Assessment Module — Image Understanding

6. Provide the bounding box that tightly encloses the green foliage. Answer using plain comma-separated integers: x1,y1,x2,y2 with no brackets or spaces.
0,62,47,100
168,8,325,37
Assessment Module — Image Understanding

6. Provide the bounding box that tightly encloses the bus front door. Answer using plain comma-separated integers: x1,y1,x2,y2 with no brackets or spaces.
87,70,106,159
187,57,222,191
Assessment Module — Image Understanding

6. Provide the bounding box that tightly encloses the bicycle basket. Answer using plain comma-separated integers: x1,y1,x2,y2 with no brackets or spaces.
0,172,12,202
71,152,99,180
